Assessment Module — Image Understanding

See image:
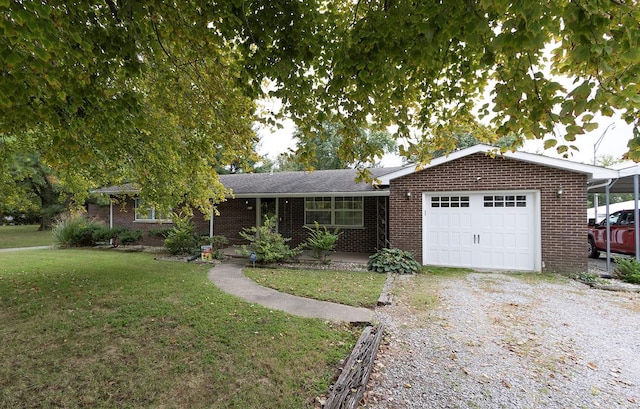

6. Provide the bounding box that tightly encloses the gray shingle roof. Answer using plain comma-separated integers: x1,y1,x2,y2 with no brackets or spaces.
92,167,405,196
218,167,402,195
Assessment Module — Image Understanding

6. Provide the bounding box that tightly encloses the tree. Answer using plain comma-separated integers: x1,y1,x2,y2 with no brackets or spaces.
424,131,524,160
3,151,68,230
278,121,397,171
589,154,633,208
2,1,638,211
1,1,257,214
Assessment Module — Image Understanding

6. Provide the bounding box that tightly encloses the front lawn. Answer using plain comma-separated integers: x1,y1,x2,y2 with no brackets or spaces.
243,267,387,308
0,224,54,248
0,250,358,408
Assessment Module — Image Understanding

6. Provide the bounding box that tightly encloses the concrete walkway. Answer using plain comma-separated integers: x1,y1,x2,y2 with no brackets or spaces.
208,260,376,324
0,245,53,252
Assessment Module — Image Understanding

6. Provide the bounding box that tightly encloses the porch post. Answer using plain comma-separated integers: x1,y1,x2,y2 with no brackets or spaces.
109,199,114,246
606,184,612,272
635,175,640,262
210,206,214,238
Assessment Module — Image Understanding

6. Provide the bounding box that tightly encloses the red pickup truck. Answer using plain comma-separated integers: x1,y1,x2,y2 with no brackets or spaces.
588,210,637,258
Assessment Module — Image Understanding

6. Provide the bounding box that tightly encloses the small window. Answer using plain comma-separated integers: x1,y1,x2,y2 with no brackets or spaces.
484,194,527,208
431,196,469,208
134,199,172,222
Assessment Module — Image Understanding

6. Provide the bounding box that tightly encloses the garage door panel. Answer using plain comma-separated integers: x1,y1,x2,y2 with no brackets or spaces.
424,192,537,271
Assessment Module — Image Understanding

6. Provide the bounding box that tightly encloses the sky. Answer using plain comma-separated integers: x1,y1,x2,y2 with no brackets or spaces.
256,113,635,168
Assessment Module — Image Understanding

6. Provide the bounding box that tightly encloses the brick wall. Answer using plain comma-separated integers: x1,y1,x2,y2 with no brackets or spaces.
214,197,380,254
96,196,381,253
213,198,257,245
86,204,110,223
102,198,211,246
389,153,587,273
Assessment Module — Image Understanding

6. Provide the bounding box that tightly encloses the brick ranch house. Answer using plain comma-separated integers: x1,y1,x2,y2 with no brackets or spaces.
90,144,618,274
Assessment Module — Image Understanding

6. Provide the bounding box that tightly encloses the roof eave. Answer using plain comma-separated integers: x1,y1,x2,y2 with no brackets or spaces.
379,144,621,183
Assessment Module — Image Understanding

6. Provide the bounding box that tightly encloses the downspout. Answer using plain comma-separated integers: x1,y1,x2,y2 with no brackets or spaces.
606,183,612,272
587,179,613,195
210,206,214,239
109,198,114,246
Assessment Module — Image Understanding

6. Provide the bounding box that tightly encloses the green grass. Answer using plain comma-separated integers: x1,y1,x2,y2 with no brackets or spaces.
0,225,54,248
423,265,474,275
243,267,387,308
0,249,358,408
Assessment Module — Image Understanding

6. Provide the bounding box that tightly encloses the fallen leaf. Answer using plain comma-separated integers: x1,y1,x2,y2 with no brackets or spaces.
502,380,512,388
587,362,598,370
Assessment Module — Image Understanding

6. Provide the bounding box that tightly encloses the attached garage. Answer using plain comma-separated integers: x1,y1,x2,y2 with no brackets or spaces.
380,145,618,274
423,191,540,271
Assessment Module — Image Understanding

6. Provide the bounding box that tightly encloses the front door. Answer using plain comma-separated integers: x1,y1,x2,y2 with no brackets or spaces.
258,198,278,229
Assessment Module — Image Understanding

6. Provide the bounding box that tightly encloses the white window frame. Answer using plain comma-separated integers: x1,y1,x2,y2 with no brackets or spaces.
304,196,364,227
134,198,172,222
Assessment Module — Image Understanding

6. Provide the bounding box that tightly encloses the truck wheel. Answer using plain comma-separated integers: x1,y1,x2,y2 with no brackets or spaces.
588,237,600,259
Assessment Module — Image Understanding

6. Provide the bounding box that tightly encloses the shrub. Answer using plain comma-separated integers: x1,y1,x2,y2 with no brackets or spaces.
368,248,421,275
301,222,341,263
164,213,199,255
148,228,172,239
237,216,301,263
92,226,142,247
574,272,598,284
613,256,640,284
92,226,118,244
52,213,106,247
119,229,142,245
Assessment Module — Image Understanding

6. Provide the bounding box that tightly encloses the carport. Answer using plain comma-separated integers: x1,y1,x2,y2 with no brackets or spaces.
588,163,640,271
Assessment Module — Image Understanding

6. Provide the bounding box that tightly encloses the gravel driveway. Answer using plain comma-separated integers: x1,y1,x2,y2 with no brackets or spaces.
364,272,640,408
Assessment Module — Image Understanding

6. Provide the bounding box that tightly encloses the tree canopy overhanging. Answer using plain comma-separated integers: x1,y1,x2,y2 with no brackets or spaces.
1,0,638,213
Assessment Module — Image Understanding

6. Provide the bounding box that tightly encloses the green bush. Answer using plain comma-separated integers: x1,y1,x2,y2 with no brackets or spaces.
92,226,142,247
368,248,421,275
301,222,341,263
92,226,119,243
148,228,172,239
574,272,598,283
52,214,105,247
119,229,142,245
164,213,199,255
613,256,640,284
237,216,301,263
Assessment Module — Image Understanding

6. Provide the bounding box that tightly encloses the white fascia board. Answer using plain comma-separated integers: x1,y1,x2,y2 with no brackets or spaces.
617,164,640,178
93,188,140,195
379,144,620,183
502,149,619,179
229,190,390,199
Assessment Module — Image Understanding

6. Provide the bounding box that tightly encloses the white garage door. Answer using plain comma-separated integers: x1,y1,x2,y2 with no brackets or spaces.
422,192,540,271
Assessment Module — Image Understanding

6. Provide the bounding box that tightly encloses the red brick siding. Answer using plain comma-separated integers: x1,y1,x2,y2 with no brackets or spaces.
105,198,211,246
86,204,110,223
214,197,380,254
213,199,257,245
389,153,586,273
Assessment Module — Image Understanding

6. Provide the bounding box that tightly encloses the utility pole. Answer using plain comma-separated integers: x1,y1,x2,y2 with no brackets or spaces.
593,123,616,220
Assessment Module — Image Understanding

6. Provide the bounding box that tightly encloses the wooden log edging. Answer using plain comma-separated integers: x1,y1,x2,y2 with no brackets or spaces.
377,273,395,306
324,325,385,409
